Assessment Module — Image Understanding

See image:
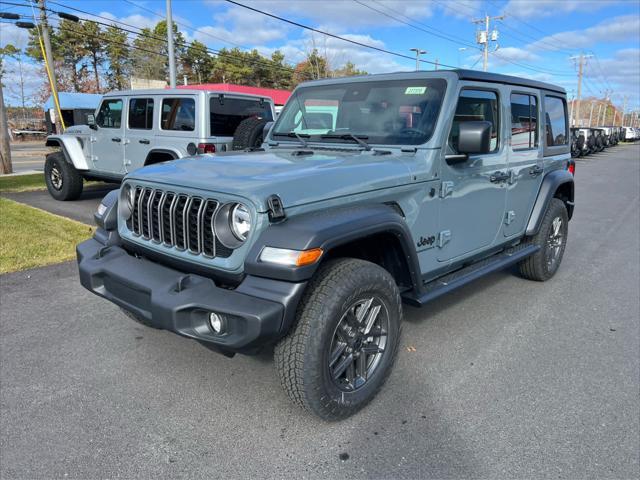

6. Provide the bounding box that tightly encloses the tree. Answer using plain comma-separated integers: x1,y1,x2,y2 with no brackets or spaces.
104,25,130,90
56,19,86,91
212,47,253,84
333,61,367,78
80,21,104,92
292,49,329,86
0,44,20,81
182,40,214,84
131,20,186,82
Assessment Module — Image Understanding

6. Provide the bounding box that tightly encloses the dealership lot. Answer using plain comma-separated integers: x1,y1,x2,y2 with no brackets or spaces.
1,145,638,478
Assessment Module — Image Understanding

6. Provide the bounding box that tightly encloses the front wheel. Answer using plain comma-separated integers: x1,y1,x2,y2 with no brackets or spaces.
518,198,569,281
44,152,83,201
275,258,402,421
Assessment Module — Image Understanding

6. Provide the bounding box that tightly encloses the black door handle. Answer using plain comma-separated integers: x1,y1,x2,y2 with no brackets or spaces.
139,139,150,144
529,165,544,176
489,171,510,183
111,137,121,143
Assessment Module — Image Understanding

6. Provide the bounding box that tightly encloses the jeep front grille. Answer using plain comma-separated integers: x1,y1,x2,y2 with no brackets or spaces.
126,186,232,258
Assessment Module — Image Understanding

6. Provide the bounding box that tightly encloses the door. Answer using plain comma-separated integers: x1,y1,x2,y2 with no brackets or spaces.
437,86,507,262
92,97,124,174
124,97,155,173
504,91,543,237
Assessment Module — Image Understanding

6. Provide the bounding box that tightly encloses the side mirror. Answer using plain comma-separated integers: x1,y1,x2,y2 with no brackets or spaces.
263,121,274,139
87,114,97,130
445,120,492,165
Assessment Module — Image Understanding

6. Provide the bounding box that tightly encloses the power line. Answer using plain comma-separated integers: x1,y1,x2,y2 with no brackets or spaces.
223,0,457,69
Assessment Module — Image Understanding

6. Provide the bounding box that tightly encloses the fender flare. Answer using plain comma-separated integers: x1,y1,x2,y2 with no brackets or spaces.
244,203,423,290
526,169,574,236
45,135,90,170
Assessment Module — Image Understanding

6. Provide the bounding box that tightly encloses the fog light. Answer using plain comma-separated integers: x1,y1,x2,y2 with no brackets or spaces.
208,312,224,333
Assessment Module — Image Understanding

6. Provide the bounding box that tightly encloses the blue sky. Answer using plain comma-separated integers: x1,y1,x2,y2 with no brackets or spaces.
1,0,639,111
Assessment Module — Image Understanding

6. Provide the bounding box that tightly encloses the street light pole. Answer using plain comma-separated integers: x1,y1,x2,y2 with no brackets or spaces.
166,0,177,88
410,48,427,71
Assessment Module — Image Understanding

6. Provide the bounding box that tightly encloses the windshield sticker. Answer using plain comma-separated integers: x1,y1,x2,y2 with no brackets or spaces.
405,86,427,95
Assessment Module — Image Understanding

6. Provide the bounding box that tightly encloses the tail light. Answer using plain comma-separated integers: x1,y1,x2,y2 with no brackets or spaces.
197,143,216,154
567,161,575,176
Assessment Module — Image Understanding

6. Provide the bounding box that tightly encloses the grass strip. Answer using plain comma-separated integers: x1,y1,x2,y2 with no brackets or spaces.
0,197,93,274
0,173,46,193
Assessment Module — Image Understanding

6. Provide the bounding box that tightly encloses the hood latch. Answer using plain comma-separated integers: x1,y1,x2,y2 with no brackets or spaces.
267,194,286,223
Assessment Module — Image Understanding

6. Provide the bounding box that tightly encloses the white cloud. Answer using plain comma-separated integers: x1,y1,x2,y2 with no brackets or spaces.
0,23,30,49
525,14,640,51
97,11,158,31
1,58,42,107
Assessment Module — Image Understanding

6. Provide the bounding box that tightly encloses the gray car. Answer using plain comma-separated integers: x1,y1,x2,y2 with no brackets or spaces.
44,88,275,200
78,70,575,420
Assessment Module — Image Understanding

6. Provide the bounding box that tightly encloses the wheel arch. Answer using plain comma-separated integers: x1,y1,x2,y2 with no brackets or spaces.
526,168,574,236
45,135,90,170
144,149,180,166
244,203,423,294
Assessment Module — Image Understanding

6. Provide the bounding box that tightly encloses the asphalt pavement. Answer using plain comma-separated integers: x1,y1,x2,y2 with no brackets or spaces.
8,141,48,174
1,144,639,479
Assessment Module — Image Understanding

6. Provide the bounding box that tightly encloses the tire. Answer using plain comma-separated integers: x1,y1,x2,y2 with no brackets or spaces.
518,198,569,282
275,258,402,421
120,307,159,329
232,117,269,151
44,152,83,201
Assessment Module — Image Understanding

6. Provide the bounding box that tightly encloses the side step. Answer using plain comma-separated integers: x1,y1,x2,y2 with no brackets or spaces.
402,244,540,307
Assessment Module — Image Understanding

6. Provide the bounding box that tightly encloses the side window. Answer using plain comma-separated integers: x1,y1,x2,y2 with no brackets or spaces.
161,98,195,131
510,93,538,150
128,98,154,130
449,89,499,153
96,99,123,128
544,96,568,147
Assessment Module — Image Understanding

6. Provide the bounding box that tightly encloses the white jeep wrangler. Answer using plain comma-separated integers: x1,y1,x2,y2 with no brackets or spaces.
45,88,275,200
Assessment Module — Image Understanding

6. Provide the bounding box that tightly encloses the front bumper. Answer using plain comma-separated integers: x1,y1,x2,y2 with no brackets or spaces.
77,239,306,354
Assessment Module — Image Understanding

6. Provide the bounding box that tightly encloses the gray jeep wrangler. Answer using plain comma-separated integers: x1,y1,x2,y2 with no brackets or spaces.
45,88,275,201
77,70,575,420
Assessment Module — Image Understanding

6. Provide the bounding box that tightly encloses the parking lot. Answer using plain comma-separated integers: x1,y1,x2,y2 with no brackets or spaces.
1,144,638,479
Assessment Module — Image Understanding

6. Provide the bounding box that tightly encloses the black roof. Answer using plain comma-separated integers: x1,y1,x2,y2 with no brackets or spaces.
453,69,566,94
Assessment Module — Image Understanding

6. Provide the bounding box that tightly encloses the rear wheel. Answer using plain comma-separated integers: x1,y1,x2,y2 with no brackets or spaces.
518,198,568,281
44,152,83,201
275,258,402,421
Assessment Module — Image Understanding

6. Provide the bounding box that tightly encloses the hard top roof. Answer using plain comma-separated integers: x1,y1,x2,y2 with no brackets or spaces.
298,69,565,94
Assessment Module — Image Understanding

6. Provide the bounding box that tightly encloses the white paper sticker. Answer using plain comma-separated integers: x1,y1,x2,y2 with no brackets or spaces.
405,86,427,95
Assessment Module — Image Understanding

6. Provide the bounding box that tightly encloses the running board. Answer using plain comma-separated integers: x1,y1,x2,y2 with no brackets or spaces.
402,244,540,307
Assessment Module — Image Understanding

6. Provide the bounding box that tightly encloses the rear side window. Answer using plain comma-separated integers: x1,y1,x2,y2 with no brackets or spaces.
210,97,273,136
96,99,122,128
128,98,154,130
510,93,538,150
161,98,195,131
544,96,568,146
449,89,499,153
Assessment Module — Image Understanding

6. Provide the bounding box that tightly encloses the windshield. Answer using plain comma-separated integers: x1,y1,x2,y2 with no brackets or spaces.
272,78,447,146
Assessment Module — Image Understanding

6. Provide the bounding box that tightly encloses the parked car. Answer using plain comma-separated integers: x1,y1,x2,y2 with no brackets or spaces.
44,88,275,200
570,127,584,157
77,70,575,420
623,126,638,141
578,128,593,155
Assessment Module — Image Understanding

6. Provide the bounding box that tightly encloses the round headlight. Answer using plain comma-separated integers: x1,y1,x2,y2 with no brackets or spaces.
230,203,251,241
119,184,135,220
213,202,252,249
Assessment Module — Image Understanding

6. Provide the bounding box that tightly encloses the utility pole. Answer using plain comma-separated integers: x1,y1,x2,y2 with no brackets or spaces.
0,80,11,174
434,58,439,71
569,53,592,128
621,95,628,127
410,48,427,71
588,101,595,127
38,0,57,97
166,0,176,88
596,103,603,127
473,13,504,72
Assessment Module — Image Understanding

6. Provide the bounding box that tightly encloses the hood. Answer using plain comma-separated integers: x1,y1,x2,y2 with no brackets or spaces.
127,148,413,211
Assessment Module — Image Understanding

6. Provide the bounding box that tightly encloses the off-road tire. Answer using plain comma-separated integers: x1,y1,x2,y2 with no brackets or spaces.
232,117,269,151
275,258,402,421
518,198,568,281
120,307,159,329
44,152,83,201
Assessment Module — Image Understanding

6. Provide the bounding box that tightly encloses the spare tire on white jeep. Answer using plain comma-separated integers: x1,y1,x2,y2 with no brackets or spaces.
232,117,270,151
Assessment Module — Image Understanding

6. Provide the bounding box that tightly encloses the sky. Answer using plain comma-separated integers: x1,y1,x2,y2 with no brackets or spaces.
1,0,639,112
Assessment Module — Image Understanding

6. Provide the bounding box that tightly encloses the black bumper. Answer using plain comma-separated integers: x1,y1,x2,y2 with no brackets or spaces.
77,239,306,354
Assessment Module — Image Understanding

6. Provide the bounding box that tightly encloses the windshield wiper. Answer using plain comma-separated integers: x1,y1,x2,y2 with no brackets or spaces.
320,133,372,151
272,131,310,147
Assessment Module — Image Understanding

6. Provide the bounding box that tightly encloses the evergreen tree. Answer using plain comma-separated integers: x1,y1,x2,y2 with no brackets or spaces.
104,25,130,91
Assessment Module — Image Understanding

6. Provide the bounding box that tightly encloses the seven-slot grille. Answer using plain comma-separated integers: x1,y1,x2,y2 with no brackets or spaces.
126,186,233,258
